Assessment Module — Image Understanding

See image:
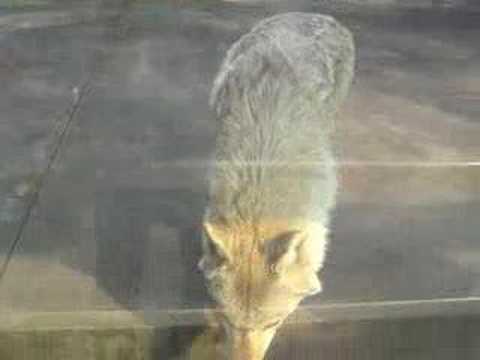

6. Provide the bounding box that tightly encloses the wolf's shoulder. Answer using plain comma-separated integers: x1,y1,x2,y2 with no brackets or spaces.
210,12,354,115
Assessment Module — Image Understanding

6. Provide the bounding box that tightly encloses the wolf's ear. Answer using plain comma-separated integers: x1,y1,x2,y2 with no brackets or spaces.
265,230,307,274
199,222,231,277
301,273,322,296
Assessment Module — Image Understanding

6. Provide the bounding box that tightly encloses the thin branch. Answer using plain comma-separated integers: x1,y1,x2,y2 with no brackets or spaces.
0,82,92,285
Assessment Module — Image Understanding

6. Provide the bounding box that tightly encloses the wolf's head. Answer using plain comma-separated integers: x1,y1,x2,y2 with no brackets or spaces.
198,218,326,359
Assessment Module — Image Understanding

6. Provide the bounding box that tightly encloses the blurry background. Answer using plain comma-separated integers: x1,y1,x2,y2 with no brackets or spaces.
1,1,479,359
0,0,479,336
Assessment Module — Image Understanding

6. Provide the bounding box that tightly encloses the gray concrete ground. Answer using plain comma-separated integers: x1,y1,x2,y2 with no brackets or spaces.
0,1,479,358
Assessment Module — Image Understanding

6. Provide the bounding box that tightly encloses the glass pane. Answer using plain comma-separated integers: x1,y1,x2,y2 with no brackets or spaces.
0,1,479,359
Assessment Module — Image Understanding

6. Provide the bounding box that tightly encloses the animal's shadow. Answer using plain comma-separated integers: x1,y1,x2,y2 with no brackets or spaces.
95,187,211,310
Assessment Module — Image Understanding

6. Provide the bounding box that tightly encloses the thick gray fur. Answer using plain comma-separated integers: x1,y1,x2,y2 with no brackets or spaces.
207,12,355,227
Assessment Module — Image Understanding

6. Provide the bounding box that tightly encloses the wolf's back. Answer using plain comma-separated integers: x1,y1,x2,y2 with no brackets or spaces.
210,12,354,125
208,12,355,225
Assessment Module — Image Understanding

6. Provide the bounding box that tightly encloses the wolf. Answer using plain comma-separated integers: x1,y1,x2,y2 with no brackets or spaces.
198,12,355,359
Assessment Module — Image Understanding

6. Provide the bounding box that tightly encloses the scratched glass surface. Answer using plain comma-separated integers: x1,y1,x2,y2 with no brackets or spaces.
0,1,479,359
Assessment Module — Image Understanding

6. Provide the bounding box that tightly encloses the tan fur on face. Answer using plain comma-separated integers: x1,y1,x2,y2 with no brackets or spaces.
201,219,326,327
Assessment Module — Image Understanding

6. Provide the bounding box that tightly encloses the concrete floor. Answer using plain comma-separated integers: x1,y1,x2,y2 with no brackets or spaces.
0,1,479,358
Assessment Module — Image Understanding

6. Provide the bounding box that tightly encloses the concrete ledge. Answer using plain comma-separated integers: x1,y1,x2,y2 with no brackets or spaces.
2,297,480,332
2,298,480,360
